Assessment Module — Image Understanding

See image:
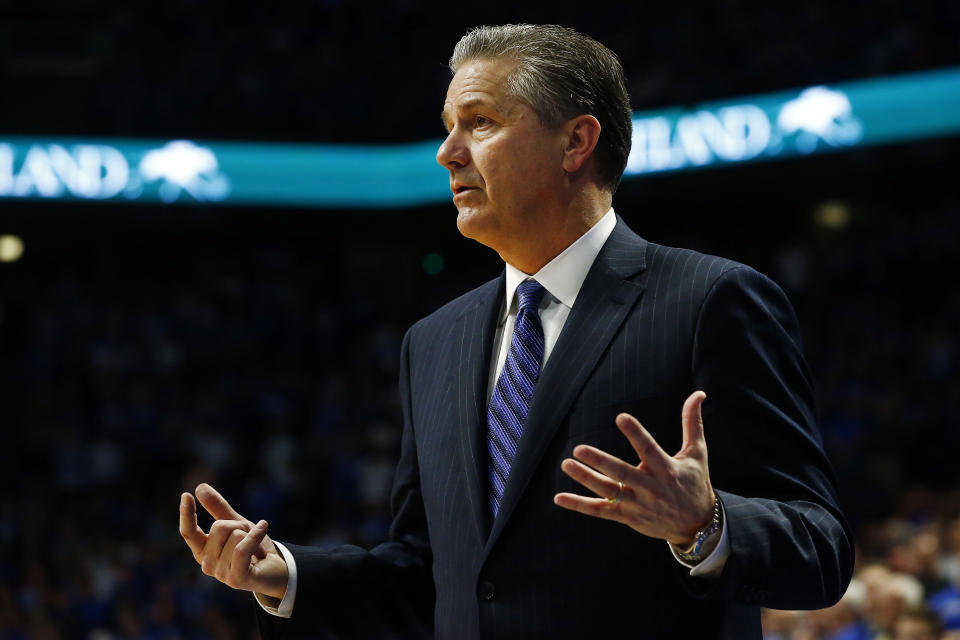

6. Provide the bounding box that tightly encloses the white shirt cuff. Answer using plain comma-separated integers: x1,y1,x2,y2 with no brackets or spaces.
668,502,730,578
254,541,298,618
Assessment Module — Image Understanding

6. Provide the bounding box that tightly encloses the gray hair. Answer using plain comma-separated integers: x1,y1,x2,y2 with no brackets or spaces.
450,24,633,193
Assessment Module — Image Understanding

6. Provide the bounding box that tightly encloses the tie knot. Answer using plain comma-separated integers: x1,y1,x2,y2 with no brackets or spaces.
516,279,546,312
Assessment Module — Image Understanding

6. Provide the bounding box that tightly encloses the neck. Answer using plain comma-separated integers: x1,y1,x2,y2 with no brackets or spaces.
501,196,610,274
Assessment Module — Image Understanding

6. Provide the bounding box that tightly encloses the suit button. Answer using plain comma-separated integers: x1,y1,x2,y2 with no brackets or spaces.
479,581,495,601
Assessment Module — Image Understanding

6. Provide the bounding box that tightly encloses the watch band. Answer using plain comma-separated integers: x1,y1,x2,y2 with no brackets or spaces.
674,494,723,565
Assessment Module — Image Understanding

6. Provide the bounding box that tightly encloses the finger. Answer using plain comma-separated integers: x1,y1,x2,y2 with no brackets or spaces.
231,520,270,586
216,528,249,583
571,444,637,484
561,458,625,501
680,391,708,455
615,413,670,471
201,520,250,576
179,493,207,560
553,492,626,524
196,483,245,522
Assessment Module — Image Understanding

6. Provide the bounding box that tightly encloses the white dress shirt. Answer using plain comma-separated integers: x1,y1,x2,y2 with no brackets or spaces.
259,208,728,618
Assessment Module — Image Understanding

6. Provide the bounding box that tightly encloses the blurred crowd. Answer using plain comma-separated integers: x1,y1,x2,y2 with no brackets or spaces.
0,226,428,638
0,193,956,638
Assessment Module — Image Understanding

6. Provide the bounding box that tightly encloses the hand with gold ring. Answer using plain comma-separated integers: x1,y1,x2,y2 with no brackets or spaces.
554,391,715,548
606,481,623,505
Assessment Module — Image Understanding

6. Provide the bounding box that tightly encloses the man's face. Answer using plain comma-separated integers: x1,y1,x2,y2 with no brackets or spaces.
437,57,567,258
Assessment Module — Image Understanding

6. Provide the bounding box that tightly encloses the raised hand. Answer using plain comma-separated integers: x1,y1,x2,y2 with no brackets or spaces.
179,483,289,599
554,391,715,547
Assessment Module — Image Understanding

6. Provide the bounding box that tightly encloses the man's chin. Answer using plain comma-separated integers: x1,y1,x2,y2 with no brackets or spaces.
455,207,481,236
455,209,497,248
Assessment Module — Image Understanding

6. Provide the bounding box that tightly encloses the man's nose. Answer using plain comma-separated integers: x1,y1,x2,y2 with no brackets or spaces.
436,130,469,169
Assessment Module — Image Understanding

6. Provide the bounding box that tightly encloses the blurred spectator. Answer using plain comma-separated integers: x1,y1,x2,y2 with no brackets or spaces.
893,607,943,640
814,579,872,640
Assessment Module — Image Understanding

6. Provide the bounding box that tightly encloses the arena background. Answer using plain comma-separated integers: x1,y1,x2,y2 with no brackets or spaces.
0,2,958,638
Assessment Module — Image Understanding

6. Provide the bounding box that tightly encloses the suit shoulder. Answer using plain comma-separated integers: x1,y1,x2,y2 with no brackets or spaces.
644,241,743,277
643,241,758,288
640,243,793,314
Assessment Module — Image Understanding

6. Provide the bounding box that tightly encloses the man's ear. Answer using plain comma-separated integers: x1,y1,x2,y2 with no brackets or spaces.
561,114,602,174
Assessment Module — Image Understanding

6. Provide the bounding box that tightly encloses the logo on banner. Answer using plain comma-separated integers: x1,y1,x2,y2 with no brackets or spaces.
135,140,230,202
776,87,864,153
0,139,230,202
626,86,864,174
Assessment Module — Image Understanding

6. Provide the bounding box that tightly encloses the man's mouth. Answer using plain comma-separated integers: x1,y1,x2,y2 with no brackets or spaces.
452,183,479,195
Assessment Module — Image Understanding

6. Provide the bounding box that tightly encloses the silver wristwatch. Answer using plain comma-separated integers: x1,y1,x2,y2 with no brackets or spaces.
674,495,723,565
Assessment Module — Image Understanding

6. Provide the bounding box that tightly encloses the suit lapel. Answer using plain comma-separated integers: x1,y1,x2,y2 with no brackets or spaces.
452,274,504,542
483,219,648,555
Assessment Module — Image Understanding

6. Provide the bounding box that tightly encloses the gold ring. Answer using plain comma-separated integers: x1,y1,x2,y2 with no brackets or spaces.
606,481,623,504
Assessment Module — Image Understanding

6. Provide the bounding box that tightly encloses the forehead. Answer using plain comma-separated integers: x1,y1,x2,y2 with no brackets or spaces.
443,58,520,116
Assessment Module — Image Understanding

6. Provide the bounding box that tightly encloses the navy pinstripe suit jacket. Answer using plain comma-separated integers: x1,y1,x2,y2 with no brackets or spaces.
259,217,854,639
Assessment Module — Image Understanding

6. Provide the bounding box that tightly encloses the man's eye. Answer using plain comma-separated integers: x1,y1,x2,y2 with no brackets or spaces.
475,115,491,128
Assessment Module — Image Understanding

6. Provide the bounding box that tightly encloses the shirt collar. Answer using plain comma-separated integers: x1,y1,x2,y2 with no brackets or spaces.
501,208,617,322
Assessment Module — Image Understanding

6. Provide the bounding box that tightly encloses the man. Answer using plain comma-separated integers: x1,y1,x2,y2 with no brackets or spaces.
179,24,854,638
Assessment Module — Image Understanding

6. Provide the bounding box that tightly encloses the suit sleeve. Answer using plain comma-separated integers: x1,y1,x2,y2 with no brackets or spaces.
257,330,434,639
685,265,854,610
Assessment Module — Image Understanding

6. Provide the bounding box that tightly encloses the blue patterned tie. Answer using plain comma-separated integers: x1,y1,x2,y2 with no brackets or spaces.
488,279,547,518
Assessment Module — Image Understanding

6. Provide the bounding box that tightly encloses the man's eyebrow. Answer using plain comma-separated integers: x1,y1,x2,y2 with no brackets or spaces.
441,97,501,130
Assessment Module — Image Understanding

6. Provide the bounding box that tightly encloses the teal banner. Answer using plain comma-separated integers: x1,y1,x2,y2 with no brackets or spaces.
1,67,959,208
625,66,960,174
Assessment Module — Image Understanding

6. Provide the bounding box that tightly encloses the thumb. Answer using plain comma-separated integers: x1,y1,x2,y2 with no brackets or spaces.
236,520,270,562
680,390,707,455
195,483,245,522
234,521,287,597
